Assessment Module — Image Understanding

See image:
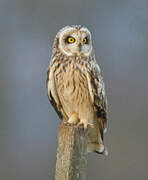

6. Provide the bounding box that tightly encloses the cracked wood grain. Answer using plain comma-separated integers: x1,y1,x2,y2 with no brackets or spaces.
55,121,88,180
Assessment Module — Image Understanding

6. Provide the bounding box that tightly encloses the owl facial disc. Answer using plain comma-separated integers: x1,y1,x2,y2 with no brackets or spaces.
58,26,93,57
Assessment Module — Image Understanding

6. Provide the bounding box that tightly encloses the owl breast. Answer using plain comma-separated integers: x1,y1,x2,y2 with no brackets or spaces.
54,61,94,121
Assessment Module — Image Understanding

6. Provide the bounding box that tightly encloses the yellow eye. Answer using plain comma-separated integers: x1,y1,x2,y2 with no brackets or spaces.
66,36,75,44
83,37,89,44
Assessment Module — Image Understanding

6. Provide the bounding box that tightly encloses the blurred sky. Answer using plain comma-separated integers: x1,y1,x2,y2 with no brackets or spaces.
0,0,148,180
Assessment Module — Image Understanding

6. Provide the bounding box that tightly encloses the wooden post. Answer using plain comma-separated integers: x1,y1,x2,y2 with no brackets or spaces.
55,121,88,180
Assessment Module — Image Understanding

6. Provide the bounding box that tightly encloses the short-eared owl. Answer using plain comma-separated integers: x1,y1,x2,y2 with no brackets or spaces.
46,25,108,155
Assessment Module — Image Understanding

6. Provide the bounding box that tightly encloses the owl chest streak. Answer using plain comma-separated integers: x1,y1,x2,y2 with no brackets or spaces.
55,63,91,115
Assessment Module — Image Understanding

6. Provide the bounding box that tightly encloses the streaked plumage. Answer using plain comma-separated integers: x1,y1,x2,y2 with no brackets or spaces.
46,25,108,155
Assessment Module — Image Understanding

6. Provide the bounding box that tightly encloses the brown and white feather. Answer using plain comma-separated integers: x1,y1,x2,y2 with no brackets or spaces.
46,25,108,155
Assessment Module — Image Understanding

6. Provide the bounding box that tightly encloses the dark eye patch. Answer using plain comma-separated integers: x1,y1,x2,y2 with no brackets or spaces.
83,36,89,44
65,36,75,44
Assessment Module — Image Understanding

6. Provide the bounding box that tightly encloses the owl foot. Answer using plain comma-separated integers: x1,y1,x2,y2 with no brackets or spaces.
77,120,94,129
64,113,79,126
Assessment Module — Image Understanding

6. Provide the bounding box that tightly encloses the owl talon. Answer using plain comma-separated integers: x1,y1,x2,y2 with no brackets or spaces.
88,123,95,128
64,121,77,126
64,113,79,126
77,121,94,129
64,121,71,126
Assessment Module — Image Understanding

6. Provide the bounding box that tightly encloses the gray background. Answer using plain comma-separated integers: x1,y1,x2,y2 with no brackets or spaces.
0,0,148,179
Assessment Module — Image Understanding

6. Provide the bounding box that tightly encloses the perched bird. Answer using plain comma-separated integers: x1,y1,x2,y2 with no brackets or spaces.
46,25,108,155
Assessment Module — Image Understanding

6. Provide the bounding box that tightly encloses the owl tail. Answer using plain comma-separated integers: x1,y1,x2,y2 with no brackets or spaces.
87,119,108,156
87,143,108,156
94,145,108,156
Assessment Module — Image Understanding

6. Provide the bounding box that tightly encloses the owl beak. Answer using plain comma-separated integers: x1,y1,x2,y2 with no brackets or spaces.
78,43,82,52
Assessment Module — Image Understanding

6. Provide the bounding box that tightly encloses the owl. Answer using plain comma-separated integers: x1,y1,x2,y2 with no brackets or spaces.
46,25,108,155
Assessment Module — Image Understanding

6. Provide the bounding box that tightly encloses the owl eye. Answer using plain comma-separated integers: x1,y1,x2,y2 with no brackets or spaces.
65,36,76,44
83,37,89,44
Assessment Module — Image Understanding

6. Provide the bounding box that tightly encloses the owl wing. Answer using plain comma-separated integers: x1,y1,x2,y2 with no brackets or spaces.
87,63,108,139
46,66,67,120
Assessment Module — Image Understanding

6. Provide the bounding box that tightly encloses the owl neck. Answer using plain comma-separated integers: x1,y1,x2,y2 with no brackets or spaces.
51,49,96,65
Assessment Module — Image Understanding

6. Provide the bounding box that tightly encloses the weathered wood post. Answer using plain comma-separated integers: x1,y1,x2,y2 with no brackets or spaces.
55,121,88,180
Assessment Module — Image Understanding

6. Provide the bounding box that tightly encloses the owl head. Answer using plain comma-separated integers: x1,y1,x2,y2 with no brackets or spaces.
53,25,93,57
